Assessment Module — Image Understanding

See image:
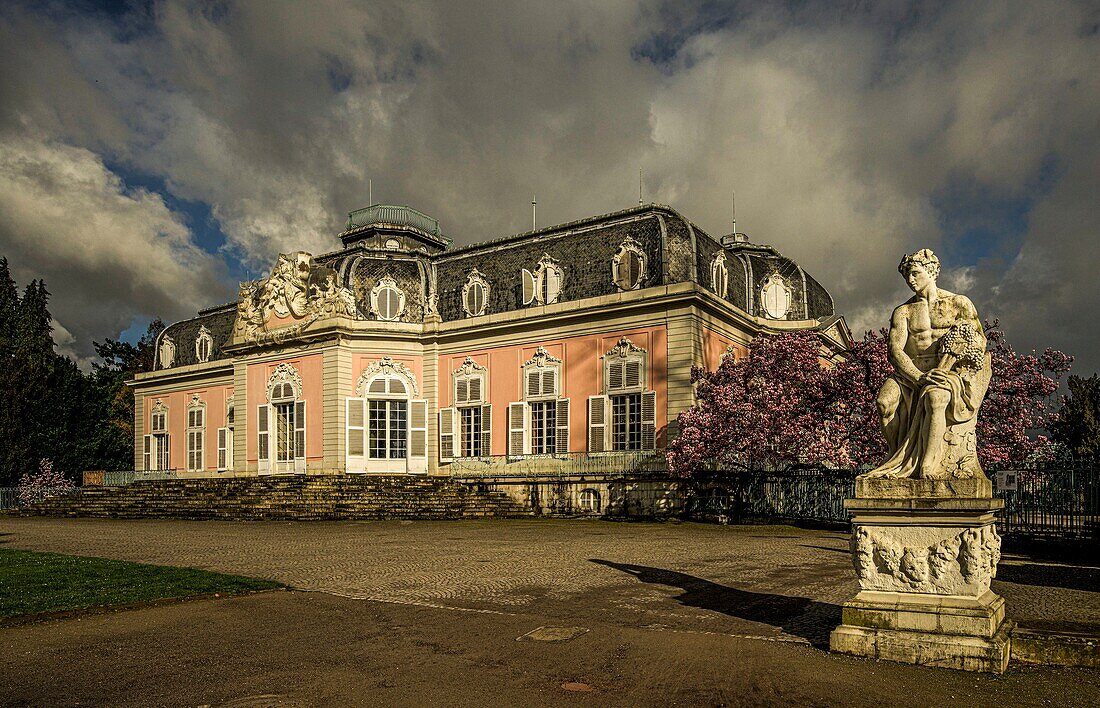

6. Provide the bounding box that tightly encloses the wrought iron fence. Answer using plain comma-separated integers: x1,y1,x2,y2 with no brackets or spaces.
684,469,857,525
994,464,1099,540
683,464,1099,541
0,487,16,510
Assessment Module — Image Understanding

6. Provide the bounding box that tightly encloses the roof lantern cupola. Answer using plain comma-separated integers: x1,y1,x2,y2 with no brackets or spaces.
339,203,452,253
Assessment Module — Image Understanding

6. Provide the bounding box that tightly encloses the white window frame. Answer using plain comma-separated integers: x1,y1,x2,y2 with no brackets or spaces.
521,253,564,306
260,363,306,474
158,335,175,369
447,356,490,460
711,252,729,299
579,488,601,513
591,338,657,454
186,397,206,472
349,359,425,474
612,237,647,291
195,325,213,363
760,272,793,319
370,276,407,321
514,347,569,457
462,269,491,317
148,399,170,471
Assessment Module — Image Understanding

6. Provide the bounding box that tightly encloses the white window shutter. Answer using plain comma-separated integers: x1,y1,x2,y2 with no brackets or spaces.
408,399,428,474
162,434,170,471
555,399,570,455
217,428,228,470
545,267,562,303
294,401,307,472
521,269,536,305
642,391,657,451
143,435,152,471
257,404,271,472
588,395,608,453
542,370,556,397
456,377,468,404
508,402,529,457
608,362,624,391
226,428,234,471
526,370,541,398
480,404,492,456
469,376,482,403
346,398,366,472
625,360,643,390
439,407,456,462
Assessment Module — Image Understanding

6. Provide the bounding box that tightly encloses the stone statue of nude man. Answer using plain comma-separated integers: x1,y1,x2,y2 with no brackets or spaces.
865,249,992,480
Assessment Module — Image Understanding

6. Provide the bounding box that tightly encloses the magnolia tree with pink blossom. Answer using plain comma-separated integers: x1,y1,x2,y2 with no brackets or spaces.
668,323,1071,477
16,458,76,505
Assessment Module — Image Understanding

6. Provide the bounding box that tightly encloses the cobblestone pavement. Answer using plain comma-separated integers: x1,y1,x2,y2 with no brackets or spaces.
2,517,1097,644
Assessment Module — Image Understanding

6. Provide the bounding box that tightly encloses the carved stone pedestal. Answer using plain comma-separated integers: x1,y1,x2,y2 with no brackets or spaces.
829,480,1010,673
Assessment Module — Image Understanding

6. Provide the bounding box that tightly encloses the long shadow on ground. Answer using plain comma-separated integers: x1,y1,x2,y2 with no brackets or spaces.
995,561,1100,593
591,559,840,648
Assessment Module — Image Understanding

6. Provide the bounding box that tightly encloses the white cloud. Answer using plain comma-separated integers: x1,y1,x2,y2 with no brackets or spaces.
0,133,231,357
1,0,1098,371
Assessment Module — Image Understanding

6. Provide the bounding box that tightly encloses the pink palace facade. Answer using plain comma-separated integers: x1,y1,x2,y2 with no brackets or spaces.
130,203,851,491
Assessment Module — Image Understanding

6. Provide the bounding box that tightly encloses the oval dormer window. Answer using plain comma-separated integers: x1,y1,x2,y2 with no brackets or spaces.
761,274,792,319
462,269,490,317
158,336,176,369
612,238,646,291
711,253,729,298
371,276,406,321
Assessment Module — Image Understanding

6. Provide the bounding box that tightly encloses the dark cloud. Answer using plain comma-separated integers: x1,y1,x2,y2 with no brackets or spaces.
0,0,1097,373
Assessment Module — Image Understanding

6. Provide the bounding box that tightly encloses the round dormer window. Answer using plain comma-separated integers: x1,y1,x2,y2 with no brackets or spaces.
761,275,792,319
371,276,406,321
384,238,400,250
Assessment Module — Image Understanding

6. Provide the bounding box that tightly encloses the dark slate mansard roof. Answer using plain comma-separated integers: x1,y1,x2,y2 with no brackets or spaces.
154,204,835,369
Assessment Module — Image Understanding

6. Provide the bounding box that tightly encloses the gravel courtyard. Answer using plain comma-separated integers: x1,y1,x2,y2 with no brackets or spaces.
1,517,1098,706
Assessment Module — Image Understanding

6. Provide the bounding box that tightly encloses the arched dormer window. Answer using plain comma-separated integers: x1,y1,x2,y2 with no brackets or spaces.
186,395,206,472
711,252,729,299
195,325,213,363
158,335,176,369
760,272,792,319
521,254,564,306
462,269,490,317
349,357,427,474
612,237,646,291
589,337,656,454
384,238,401,250
370,276,406,321
259,363,305,474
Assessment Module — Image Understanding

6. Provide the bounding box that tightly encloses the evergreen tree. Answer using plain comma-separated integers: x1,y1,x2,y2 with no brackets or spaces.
1051,375,1100,462
90,319,164,470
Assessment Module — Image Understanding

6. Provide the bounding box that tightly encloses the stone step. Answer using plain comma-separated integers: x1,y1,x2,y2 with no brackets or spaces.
13,476,531,521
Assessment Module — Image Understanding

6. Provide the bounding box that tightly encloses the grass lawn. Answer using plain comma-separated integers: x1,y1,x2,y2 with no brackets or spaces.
0,548,283,619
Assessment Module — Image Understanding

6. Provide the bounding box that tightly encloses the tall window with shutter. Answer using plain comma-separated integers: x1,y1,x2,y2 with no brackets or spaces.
516,347,568,457
186,398,206,471
445,356,489,459
592,337,657,453
260,363,306,474
146,400,170,471
349,358,425,473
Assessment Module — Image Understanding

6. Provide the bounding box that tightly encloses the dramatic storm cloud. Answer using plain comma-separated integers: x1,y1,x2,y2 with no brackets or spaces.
0,1,1098,372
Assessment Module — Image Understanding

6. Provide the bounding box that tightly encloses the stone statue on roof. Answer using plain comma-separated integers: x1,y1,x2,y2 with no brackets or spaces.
864,249,992,481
